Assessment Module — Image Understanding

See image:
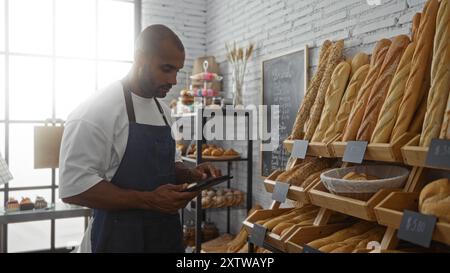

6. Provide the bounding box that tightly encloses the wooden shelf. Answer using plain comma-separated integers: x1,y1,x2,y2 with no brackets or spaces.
264,170,318,204
283,140,335,158
374,191,450,246
401,135,429,168
308,182,400,221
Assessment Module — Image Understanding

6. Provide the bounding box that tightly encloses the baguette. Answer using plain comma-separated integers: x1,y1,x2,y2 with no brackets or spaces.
287,158,335,186
371,42,416,143
409,96,428,134
304,40,345,140
411,13,422,42
440,95,450,139
323,65,370,142
420,0,450,146
391,0,440,142
342,39,392,141
350,52,370,78
312,61,351,142
357,35,411,142
290,40,333,139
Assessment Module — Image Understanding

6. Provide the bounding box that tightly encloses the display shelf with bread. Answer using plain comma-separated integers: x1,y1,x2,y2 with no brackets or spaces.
401,135,430,168
283,140,336,158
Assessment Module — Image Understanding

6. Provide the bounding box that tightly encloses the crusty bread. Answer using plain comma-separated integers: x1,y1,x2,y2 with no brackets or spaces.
440,95,450,139
411,13,422,42
409,96,428,134
357,35,411,142
391,0,440,142
312,61,351,142
323,65,370,142
371,42,417,143
342,39,392,141
420,0,450,146
304,40,345,141
290,40,333,139
350,52,370,78
419,178,450,223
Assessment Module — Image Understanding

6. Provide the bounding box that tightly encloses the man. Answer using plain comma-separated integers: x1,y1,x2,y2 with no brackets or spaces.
59,25,219,253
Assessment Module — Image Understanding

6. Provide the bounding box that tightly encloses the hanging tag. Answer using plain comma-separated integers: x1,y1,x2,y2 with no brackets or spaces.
397,210,437,248
343,141,367,164
292,140,309,159
250,223,267,247
426,139,450,170
272,182,290,203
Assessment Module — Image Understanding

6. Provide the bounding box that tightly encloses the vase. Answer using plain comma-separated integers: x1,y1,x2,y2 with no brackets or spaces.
232,80,243,107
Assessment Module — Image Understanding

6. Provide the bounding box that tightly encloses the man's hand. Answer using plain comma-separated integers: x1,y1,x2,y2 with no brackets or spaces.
191,162,222,181
142,183,198,214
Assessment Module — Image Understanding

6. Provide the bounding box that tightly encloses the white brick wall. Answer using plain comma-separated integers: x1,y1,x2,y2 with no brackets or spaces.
141,0,428,234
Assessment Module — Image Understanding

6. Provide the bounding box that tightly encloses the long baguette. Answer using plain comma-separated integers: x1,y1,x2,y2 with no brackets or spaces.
312,61,351,142
371,42,416,143
411,13,422,42
304,40,345,141
420,0,450,146
440,95,450,139
342,39,392,141
323,65,370,142
391,0,440,142
357,35,410,141
290,41,333,139
350,52,370,79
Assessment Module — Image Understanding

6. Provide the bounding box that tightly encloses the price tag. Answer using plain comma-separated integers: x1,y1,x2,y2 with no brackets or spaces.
343,141,368,164
426,139,450,170
250,223,267,247
292,140,309,159
397,210,437,248
303,245,322,253
272,182,290,203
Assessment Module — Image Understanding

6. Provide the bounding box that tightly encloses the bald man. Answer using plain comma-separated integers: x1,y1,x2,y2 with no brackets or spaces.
59,25,219,253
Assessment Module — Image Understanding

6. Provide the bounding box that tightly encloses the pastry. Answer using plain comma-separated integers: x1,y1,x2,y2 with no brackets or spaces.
323,64,370,142
343,39,392,141
420,0,450,146
202,148,212,156
5,197,20,212
211,149,224,157
34,196,48,209
419,178,450,223
357,35,410,141
290,40,333,139
224,148,239,156
304,40,345,140
20,197,35,211
312,61,351,142
371,42,416,143
391,0,440,142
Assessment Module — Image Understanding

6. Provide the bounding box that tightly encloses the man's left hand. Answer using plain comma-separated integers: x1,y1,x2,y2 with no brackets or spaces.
191,162,221,181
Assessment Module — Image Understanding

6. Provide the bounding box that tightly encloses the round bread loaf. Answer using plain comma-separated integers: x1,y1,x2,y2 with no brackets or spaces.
419,178,450,223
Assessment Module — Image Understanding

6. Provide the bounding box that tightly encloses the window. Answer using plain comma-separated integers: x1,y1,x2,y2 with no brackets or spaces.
1,0,139,252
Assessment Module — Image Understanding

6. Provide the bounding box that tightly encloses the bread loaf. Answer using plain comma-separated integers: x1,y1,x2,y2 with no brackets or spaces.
287,158,335,186
411,13,422,42
440,95,450,139
304,40,345,140
312,61,351,142
391,0,440,142
343,39,392,141
350,52,370,78
371,42,416,143
420,0,450,146
419,178,450,223
290,40,333,139
357,35,411,141
409,96,428,134
323,65,370,142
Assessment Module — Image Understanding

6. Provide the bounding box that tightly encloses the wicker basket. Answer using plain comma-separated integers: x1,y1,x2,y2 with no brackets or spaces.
320,165,410,201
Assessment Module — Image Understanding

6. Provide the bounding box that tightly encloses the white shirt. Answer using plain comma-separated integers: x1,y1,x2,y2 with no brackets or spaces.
59,81,181,252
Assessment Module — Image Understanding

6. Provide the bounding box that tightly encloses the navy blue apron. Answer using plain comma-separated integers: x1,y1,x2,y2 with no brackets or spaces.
90,83,184,253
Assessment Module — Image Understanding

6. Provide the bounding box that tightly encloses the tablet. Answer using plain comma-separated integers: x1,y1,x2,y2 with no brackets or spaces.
183,175,233,192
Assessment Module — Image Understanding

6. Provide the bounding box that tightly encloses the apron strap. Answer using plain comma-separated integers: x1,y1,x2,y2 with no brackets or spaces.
123,87,137,123
154,98,170,127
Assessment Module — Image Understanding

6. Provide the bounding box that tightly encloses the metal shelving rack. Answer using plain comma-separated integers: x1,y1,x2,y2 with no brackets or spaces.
173,108,253,253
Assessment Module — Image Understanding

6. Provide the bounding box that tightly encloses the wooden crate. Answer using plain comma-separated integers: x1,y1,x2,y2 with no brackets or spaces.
401,135,428,168
264,170,319,204
242,207,298,252
374,191,450,246
283,140,335,158
308,182,400,221
285,223,351,253
331,141,346,157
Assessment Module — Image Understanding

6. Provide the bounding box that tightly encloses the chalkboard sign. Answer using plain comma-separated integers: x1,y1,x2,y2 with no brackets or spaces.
261,47,308,177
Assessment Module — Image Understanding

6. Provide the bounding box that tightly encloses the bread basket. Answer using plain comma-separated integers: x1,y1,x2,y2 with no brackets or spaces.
320,165,410,201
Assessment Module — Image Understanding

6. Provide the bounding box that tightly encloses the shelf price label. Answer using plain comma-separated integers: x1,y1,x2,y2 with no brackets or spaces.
303,245,322,253
250,223,267,247
397,210,437,248
292,140,309,159
272,182,290,203
343,141,368,164
426,139,450,170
